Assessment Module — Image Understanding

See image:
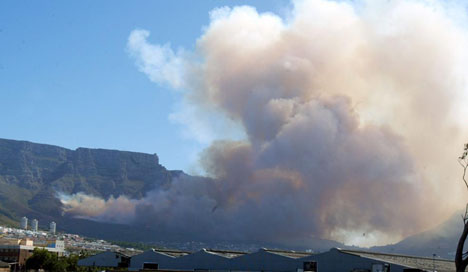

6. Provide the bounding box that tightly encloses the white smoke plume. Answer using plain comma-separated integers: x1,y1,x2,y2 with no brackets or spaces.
59,192,137,224
61,0,468,247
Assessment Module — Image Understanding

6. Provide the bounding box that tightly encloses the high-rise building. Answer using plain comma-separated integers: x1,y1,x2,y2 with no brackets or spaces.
20,217,28,230
31,219,38,232
49,221,56,235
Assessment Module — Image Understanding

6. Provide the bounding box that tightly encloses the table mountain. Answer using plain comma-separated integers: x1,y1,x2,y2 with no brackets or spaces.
0,138,182,237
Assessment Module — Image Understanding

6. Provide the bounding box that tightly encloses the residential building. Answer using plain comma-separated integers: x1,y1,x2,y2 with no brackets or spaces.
20,217,27,230
31,219,38,232
0,238,65,269
49,221,56,235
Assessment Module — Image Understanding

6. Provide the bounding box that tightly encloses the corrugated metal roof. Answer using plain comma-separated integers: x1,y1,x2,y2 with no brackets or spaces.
204,249,247,258
149,247,311,259
264,248,314,259
113,251,131,258
340,249,455,272
152,248,190,258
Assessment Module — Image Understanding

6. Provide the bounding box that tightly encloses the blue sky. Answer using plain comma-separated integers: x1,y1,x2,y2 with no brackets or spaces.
0,0,289,171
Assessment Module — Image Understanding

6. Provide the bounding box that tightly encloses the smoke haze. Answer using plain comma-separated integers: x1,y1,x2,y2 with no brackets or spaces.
60,0,468,247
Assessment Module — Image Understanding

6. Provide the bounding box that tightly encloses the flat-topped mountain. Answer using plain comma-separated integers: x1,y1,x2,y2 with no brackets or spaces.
0,138,181,231
0,138,347,252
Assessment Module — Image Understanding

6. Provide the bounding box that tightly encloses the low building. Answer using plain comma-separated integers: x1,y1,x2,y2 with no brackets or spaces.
85,247,458,272
169,248,245,271
0,261,9,272
300,248,456,272
77,251,130,268
230,248,310,272
0,238,65,269
34,239,65,251
129,248,189,271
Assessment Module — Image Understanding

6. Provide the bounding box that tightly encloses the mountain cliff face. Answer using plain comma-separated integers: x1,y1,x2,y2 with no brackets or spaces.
0,138,346,251
0,138,181,231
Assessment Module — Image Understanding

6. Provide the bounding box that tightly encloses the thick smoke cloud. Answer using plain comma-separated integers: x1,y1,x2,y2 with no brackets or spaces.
59,192,137,224
61,0,468,246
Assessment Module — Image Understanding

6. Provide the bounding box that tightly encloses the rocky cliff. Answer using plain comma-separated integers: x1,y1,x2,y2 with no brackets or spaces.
0,138,181,236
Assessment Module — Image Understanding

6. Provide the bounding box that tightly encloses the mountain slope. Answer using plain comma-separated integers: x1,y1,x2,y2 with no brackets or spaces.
371,212,464,259
0,138,181,231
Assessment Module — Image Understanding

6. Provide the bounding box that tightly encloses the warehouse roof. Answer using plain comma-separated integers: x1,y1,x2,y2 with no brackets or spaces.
203,248,247,258
340,249,455,272
77,251,130,267
263,248,314,259
152,248,190,258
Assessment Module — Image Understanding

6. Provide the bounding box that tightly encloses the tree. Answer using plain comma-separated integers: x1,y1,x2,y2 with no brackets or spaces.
455,143,468,272
25,248,92,272
25,248,66,272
